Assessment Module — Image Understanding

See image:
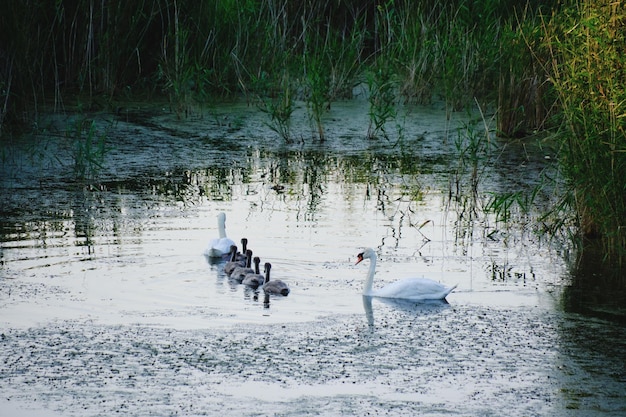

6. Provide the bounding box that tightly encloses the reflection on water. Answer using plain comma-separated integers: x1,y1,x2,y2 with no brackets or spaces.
555,312,626,411
0,101,624,416
0,101,613,316
363,295,451,328
562,240,626,323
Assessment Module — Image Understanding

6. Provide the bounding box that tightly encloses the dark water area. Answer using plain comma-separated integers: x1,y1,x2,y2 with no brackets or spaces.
0,100,625,416
562,242,626,323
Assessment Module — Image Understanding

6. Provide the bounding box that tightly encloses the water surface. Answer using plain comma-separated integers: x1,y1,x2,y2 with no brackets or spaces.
1,100,624,416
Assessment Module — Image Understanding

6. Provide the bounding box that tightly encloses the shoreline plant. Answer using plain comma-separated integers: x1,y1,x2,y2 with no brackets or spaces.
537,0,626,267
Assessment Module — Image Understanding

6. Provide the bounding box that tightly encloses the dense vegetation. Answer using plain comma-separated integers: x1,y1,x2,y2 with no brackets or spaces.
541,1,626,269
0,0,547,131
0,0,624,272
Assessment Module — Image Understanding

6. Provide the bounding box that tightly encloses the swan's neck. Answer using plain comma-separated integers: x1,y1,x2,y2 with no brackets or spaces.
218,220,227,239
363,256,376,295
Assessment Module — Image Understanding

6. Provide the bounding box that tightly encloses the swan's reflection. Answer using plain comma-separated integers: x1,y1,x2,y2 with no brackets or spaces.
362,295,451,327
243,286,273,309
204,254,225,266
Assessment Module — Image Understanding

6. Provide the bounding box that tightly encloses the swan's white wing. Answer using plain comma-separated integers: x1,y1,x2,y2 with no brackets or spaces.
372,277,456,301
205,237,236,257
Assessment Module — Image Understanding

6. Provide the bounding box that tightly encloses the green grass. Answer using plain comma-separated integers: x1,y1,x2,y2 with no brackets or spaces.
67,118,110,183
537,0,626,266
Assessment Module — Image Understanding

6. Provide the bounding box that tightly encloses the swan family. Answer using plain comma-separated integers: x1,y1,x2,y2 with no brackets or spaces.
207,213,457,302
207,212,291,296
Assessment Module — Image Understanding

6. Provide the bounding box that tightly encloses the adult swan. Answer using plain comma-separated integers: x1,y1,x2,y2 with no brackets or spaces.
355,248,457,301
205,212,236,258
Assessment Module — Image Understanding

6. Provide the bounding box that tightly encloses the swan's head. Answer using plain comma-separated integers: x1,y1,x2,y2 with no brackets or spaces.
355,247,376,264
217,212,226,223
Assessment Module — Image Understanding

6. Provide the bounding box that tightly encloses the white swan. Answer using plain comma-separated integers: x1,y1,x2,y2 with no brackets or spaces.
242,256,264,288
205,212,236,258
262,263,290,296
356,248,456,301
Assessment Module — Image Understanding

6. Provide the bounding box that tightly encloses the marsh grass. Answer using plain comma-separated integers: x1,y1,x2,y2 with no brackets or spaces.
1,0,545,134
496,7,555,138
454,105,494,185
447,115,494,242
67,118,109,182
258,72,295,143
1,1,543,132
303,52,330,142
366,61,397,140
538,0,626,265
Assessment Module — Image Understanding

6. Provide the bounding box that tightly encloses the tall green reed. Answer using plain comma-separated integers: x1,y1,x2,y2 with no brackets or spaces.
1,0,549,135
68,118,109,182
497,7,553,138
366,61,397,140
258,71,294,143
304,55,329,142
539,0,626,265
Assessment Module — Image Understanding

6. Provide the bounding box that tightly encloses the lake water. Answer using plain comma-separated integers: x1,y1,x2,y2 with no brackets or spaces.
0,100,624,416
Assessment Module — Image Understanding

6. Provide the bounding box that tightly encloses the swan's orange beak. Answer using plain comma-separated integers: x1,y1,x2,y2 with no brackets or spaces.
355,253,364,265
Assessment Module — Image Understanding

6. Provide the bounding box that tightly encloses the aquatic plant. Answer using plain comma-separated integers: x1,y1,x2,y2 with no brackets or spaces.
445,101,498,248
366,61,397,140
67,118,109,182
454,105,495,186
325,19,367,101
0,59,12,137
485,186,542,226
258,72,294,143
158,2,219,119
303,51,330,142
381,2,432,104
